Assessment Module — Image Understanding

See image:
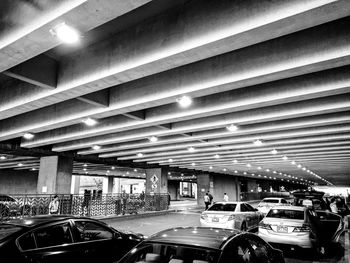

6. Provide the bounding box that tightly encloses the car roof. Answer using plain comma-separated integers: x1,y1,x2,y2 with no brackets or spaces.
262,197,282,200
270,205,306,211
147,227,241,250
1,215,96,227
212,201,244,205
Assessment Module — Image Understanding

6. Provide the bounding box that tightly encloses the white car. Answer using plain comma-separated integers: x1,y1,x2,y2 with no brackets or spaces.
200,201,263,231
257,197,290,215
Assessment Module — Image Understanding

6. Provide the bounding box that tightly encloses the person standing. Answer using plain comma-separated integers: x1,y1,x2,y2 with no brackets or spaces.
208,192,213,205
49,195,59,215
330,198,338,214
204,193,210,210
223,193,229,202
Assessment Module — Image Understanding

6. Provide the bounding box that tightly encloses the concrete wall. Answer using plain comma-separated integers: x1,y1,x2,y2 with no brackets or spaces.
0,170,38,194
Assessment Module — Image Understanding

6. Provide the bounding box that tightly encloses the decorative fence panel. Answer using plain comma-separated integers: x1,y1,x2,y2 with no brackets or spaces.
0,193,169,221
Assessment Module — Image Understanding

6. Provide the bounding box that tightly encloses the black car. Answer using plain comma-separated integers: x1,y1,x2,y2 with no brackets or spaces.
118,227,285,263
0,194,34,219
0,215,143,263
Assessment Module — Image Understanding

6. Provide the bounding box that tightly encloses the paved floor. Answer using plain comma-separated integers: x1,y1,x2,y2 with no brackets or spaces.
104,210,349,263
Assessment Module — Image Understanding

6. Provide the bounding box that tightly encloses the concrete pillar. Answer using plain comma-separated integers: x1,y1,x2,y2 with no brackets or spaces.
37,156,73,194
196,174,213,206
114,178,121,193
107,177,114,193
145,168,168,194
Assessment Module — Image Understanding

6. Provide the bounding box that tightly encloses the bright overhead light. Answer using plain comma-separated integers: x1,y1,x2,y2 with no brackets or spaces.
266,169,270,172
297,164,302,168
282,156,288,160
137,153,144,157
176,95,192,107
31,168,36,171
270,149,278,155
209,166,213,169
23,133,34,139
226,124,238,132
149,136,158,142
92,145,101,150
168,159,173,162
83,168,87,171
234,170,238,173
50,22,80,44
302,167,307,171
243,172,247,175
83,164,87,167
107,170,110,173
191,163,196,166
232,159,238,163
17,163,23,167
223,168,227,172
82,117,97,126
0,156,6,160
246,163,251,167
291,161,296,165
126,171,129,175
257,166,262,170
134,169,137,172
214,154,220,159
188,147,195,152
253,139,263,146
112,166,115,170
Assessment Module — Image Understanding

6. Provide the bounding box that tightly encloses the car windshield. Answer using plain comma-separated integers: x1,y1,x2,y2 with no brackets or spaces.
266,209,304,220
0,224,23,241
119,242,220,263
208,203,237,212
261,199,279,203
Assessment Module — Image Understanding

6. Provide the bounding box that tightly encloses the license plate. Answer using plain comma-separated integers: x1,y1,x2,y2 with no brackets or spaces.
212,217,219,222
277,226,288,232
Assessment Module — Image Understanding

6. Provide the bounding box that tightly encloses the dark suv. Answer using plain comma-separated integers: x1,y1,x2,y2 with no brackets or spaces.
0,195,33,219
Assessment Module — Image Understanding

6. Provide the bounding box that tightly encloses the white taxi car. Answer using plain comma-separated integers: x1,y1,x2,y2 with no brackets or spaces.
257,197,290,215
200,202,263,231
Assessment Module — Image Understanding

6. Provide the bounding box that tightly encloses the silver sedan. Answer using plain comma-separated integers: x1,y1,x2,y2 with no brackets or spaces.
200,201,263,231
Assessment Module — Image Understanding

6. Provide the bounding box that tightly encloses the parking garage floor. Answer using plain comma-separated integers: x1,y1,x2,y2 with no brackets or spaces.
104,210,350,263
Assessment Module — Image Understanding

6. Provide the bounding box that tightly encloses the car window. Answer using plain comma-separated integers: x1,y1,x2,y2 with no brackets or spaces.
34,222,73,248
119,243,220,263
262,199,279,203
266,209,304,220
208,203,237,212
246,235,273,263
280,199,288,204
0,224,23,241
18,232,36,251
244,204,256,212
241,204,255,212
221,238,254,263
75,221,113,242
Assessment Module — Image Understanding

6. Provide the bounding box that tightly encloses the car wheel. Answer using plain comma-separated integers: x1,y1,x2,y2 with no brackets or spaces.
241,222,247,231
0,204,10,219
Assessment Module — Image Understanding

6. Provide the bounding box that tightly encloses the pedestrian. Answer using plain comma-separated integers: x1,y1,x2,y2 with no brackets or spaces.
330,197,338,214
223,193,229,202
82,189,91,216
208,192,213,204
49,195,59,215
204,193,210,210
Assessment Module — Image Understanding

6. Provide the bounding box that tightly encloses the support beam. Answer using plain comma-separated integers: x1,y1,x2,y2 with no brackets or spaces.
121,110,145,120
3,55,57,89
76,89,109,107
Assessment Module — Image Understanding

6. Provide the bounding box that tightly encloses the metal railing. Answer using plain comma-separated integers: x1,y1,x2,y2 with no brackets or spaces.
0,193,169,220
240,191,291,201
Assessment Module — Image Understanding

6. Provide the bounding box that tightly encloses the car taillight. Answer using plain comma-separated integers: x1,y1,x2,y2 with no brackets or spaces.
227,215,235,221
293,224,310,232
200,214,208,220
259,222,272,230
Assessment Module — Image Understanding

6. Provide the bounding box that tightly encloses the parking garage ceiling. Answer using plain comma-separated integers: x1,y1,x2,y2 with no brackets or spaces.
0,0,350,186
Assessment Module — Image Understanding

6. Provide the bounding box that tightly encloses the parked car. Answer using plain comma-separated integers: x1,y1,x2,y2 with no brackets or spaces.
118,227,285,263
258,205,344,254
200,202,263,231
0,215,143,263
257,198,290,215
0,194,33,219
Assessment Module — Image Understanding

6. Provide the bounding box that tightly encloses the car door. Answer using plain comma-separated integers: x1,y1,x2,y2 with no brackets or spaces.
72,219,128,263
18,221,81,263
315,210,344,242
240,204,256,228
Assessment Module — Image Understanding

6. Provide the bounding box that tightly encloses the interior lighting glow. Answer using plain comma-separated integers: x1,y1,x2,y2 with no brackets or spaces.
188,147,195,152
149,136,158,142
134,169,137,172
243,172,247,175
302,167,306,171
226,124,238,132
18,163,23,167
209,166,213,169
176,95,192,107
191,163,196,166
137,153,144,157
214,154,220,159
257,166,262,170
0,156,6,160
234,170,238,173
271,149,278,155
297,164,302,168
223,168,227,171
112,166,115,170
291,161,296,165
82,117,97,126
92,145,101,150
253,139,263,146
23,133,34,139
83,164,87,167
282,156,288,160
31,168,36,171
246,163,251,167
50,22,80,44
232,159,238,163
168,159,173,162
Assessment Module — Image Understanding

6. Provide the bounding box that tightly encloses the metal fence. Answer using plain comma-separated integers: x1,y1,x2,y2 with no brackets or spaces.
240,191,292,201
0,193,169,220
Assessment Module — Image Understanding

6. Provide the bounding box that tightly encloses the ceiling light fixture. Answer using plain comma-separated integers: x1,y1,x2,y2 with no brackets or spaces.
134,169,137,172
112,166,115,170
168,159,173,162
176,95,192,107
17,163,23,167
271,149,278,155
50,22,80,44
232,159,238,163
23,133,34,139
191,163,196,166
253,139,263,146
282,156,288,160
226,124,238,132
137,153,144,157
0,156,6,160
149,136,158,142
291,161,296,165
246,163,251,167
92,145,101,150
223,168,227,172
214,154,220,159
188,147,195,152
209,166,213,169
82,117,97,126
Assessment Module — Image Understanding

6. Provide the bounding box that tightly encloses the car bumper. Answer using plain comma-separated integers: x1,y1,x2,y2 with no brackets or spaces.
258,228,313,248
199,219,235,229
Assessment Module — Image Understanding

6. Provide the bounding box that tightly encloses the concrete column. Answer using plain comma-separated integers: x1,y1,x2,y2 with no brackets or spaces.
107,176,114,193
196,174,213,206
114,178,121,193
37,156,73,194
145,168,168,194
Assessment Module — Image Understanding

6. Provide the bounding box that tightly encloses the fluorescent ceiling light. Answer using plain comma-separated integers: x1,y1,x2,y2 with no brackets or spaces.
214,154,220,159
246,163,251,167
168,159,173,162
253,139,263,146
149,136,158,142
282,156,288,160
112,166,115,170
226,124,238,132
137,153,144,157
291,161,296,165
223,168,227,171
191,163,196,166
271,149,278,155
82,118,97,126
17,163,23,167
257,166,262,170
209,166,213,169
232,159,238,163
92,145,101,150
50,22,80,44
188,147,195,152
176,95,192,107
134,169,137,172
0,156,6,160
23,133,34,139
